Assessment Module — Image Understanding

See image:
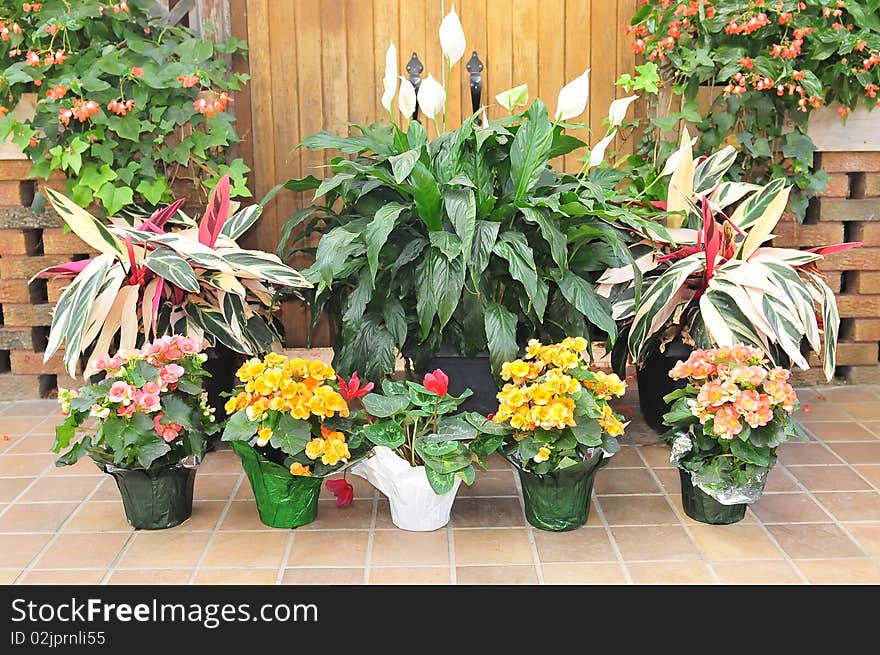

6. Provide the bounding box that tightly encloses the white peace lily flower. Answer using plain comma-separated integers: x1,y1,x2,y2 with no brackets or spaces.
439,4,466,66
398,76,417,119
417,74,446,119
608,95,638,128
495,83,529,112
589,130,617,168
554,68,590,121
381,41,398,112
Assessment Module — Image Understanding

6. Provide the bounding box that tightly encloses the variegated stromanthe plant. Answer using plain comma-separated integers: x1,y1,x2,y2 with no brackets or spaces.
33,177,311,377
598,131,859,381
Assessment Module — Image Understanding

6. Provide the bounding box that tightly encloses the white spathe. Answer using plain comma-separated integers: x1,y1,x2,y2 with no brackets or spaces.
439,4,466,66
381,41,398,112
495,83,529,112
417,74,446,119
351,446,461,531
589,129,617,168
661,133,698,177
398,76,417,119
555,68,590,121
608,94,638,128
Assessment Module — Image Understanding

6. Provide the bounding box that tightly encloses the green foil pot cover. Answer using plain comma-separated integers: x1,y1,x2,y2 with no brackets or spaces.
231,441,323,529
104,462,197,530
678,468,748,525
514,452,609,532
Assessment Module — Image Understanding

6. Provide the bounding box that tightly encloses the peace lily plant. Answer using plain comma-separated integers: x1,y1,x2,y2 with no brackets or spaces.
278,5,651,385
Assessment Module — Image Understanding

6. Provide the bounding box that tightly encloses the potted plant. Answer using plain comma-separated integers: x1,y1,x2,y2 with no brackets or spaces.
221,353,371,528
662,344,807,524
33,176,310,420
350,369,483,531
472,337,627,531
598,135,858,430
54,336,217,529
277,9,643,413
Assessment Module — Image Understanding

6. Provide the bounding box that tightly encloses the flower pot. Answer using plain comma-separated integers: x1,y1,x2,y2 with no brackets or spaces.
637,340,693,432
678,468,748,525
203,344,246,422
514,451,610,531
351,446,461,531
422,349,498,414
103,462,197,530
231,440,323,528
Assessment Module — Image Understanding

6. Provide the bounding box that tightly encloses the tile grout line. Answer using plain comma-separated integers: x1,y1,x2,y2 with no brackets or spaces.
592,496,632,585
14,475,105,584
0,415,61,519
635,444,722,585
363,489,378,585
511,468,543,584
187,472,245,585
748,490,811,584
447,523,456,585
276,529,296,586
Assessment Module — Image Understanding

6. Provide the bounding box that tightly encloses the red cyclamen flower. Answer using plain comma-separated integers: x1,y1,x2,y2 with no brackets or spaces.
325,478,354,507
336,372,373,400
422,369,449,396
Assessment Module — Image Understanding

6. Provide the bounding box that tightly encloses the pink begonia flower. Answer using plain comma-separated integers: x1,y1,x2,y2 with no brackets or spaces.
117,403,137,418
160,364,185,385
153,413,182,442
136,392,161,413
142,381,161,396
108,381,132,404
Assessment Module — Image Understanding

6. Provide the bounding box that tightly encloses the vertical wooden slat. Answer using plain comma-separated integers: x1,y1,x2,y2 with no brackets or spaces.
512,0,539,116
485,0,513,113
346,1,375,127
321,1,350,139
438,0,463,131
564,0,590,172
422,0,444,138
459,0,488,120
615,0,637,156
229,0,254,215
539,0,565,169
589,0,616,149
373,0,401,120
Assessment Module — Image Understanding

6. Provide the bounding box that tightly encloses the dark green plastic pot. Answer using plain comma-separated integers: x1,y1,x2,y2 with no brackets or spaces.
231,441,323,529
515,452,609,532
104,463,196,530
678,468,747,525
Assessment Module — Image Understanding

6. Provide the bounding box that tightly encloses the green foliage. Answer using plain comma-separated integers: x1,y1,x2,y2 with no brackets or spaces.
279,102,642,381
623,1,880,219
0,0,251,214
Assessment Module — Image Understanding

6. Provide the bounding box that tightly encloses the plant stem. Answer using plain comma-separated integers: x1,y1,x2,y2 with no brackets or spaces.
443,57,452,133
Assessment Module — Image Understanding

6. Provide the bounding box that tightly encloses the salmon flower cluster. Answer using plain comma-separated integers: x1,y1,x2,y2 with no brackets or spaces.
669,345,798,440
225,354,349,423
493,338,626,436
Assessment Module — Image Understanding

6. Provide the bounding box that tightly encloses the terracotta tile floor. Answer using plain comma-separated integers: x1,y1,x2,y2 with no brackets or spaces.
0,385,879,585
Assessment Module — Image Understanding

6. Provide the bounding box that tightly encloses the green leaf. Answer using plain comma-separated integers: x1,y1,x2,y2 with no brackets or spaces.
361,421,406,448
269,414,312,455
78,164,118,192
95,183,134,215
222,409,259,441
429,231,462,260
144,247,200,293
469,220,500,288
729,439,771,467
509,99,553,201
365,202,406,285
410,161,443,231
571,420,602,446
137,438,172,469
416,248,465,337
445,188,476,261
361,393,410,418
382,295,407,346
555,269,616,341
136,177,170,206
493,233,545,318
159,395,194,430
522,206,567,271
484,302,518,378
389,148,421,183
431,417,478,441
425,467,456,494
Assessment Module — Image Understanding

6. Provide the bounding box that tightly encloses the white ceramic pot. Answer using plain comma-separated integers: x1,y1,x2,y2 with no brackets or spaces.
351,446,461,531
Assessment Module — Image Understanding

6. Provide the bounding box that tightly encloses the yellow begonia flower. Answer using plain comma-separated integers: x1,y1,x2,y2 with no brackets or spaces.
237,358,265,382
305,438,325,460
321,438,351,466
598,404,625,436
525,338,543,359
289,462,312,477
500,359,530,381
224,397,239,414
533,446,551,463
530,383,554,406
287,358,309,378
246,398,269,422
585,371,627,399
264,352,289,367
256,426,272,447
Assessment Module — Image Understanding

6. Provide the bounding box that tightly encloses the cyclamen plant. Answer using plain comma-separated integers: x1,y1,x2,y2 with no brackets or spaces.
55,335,217,469
625,0,880,217
662,345,808,501
0,0,250,214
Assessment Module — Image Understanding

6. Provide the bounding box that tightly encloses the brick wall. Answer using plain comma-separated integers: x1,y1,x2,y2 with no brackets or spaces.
0,160,93,399
776,151,880,385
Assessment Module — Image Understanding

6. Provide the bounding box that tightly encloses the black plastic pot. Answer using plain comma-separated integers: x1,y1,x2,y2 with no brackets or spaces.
203,344,246,427
637,340,694,432
515,453,609,531
678,468,747,525
104,463,197,530
423,350,498,414
231,441,323,529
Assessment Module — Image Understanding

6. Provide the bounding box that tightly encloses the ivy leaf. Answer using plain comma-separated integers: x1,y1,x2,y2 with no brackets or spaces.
78,164,118,192
95,183,134,216
782,133,817,168
136,176,170,206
